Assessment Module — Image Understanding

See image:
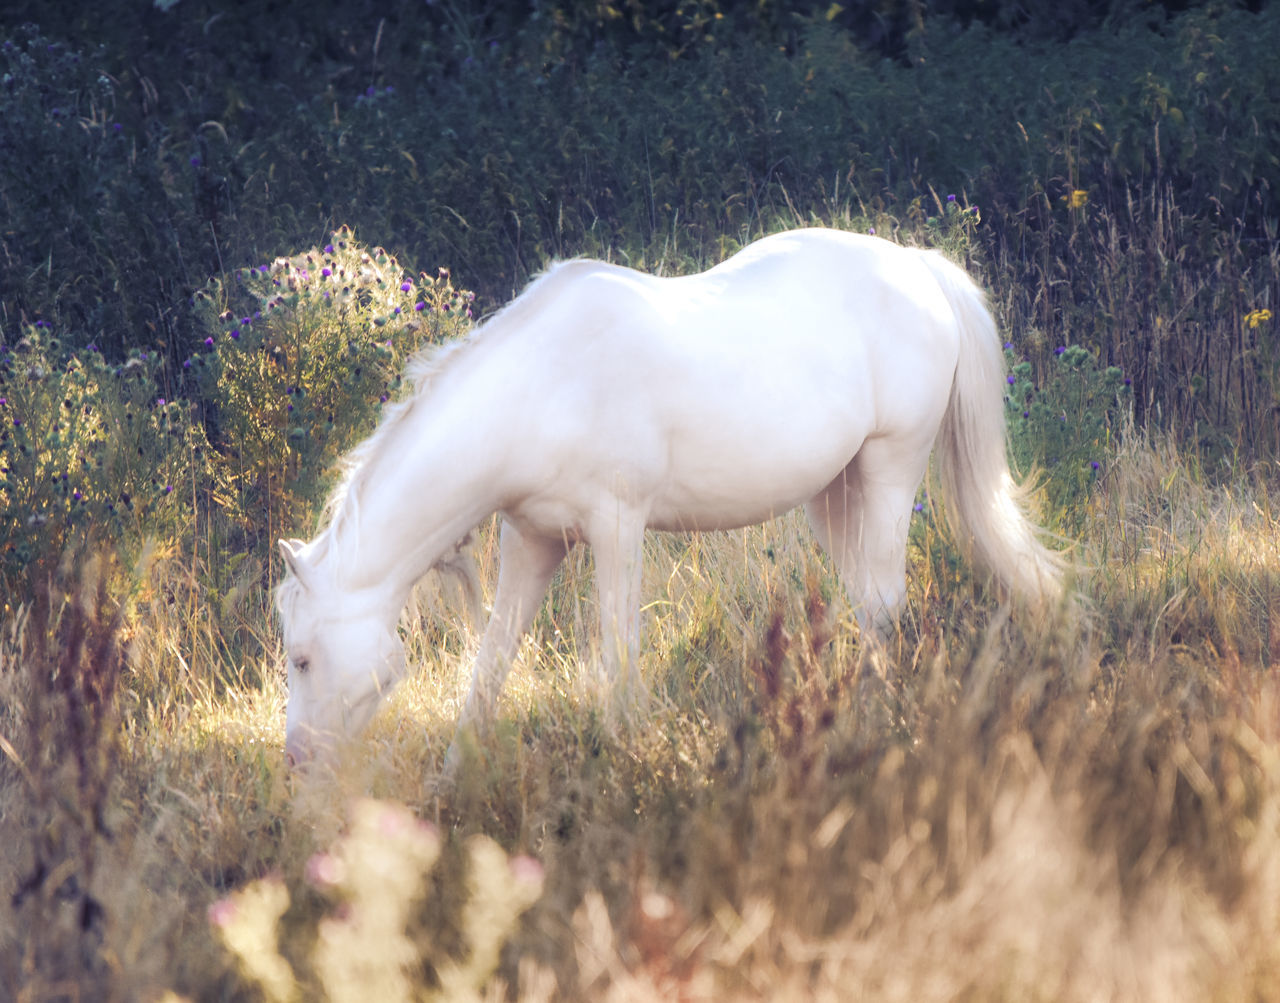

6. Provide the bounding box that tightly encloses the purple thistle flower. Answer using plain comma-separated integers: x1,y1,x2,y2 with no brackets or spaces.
204,337,215,348
1054,345,1066,355
322,267,332,277
400,281,412,292
1007,374,1016,385
414,301,426,312
1091,461,1101,471
156,397,166,407
324,244,334,255
947,193,956,202
190,156,200,168
229,329,240,340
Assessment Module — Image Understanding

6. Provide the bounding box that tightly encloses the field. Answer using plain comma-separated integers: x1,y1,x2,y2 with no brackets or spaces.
3,2,1280,1000
5,361,1280,1000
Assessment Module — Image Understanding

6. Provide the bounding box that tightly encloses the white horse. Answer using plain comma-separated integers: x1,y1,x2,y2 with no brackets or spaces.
276,228,1062,766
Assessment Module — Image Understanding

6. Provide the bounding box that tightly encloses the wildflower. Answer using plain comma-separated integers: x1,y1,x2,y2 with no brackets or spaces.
163,484,173,494
868,227,875,235
204,337,214,348
322,267,332,277
190,156,200,168
913,502,924,512
156,397,166,407
1054,345,1066,355
1007,374,1016,385
305,852,344,888
947,193,956,202
1090,461,1100,471
207,898,236,928
229,328,240,340
400,282,412,292
1068,189,1088,209
414,301,426,312
1003,342,1013,350
1245,308,1273,329
324,244,334,255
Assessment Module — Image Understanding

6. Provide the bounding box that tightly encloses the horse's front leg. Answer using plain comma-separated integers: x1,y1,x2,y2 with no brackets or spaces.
588,506,647,715
456,519,566,729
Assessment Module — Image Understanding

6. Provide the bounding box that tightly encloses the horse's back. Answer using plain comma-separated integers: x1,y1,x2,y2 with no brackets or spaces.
494,229,966,532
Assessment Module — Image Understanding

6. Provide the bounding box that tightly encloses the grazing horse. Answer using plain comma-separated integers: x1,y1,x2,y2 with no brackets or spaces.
276,228,1062,766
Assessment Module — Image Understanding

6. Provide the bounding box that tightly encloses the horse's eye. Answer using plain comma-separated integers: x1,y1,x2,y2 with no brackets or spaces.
294,656,311,675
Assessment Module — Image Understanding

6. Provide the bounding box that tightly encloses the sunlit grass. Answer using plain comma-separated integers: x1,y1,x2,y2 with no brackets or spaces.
5,432,1280,1000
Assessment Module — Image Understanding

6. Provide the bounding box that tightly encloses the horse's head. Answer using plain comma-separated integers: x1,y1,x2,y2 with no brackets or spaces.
276,539,406,766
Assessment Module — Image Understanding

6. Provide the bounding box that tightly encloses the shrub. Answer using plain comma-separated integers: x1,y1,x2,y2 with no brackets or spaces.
189,228,476,560
0,328,209,599
1005,342,1130,528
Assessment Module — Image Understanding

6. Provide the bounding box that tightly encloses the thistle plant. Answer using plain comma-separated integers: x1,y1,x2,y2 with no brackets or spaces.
0,329,209,598
1004,342,1130,529
190,228,476,557
210,799,544,1003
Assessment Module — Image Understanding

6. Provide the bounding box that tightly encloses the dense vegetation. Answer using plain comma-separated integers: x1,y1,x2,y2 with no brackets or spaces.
2,1,1278,1000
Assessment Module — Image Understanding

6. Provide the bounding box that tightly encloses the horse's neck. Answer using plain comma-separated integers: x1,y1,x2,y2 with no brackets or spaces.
326,360,506,602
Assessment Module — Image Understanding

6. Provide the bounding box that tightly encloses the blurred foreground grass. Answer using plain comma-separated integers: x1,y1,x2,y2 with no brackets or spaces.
2,429,1279,1001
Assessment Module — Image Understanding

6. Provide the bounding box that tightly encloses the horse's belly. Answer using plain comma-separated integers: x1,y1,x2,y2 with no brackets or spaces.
646,422,863,532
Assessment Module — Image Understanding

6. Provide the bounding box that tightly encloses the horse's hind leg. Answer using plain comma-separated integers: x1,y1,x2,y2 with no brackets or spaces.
805,438,929,638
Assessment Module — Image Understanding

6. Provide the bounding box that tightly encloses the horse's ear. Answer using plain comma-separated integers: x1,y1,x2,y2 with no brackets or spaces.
278,538,311,588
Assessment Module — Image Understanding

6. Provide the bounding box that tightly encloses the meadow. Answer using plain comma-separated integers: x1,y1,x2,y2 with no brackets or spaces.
2,2,1280,1000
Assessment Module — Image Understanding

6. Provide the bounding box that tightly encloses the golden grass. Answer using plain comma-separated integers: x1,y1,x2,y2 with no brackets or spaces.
3,432,1280,1000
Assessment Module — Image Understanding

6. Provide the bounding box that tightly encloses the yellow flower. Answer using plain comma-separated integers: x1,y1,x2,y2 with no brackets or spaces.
1245,308,1273,329
1068,189,1089,209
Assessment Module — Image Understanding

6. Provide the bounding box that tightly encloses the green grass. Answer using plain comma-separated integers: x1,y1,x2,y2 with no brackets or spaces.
3,425,1280,1001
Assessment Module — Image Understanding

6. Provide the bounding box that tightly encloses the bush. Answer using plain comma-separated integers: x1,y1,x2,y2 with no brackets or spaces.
0,328,209,599
189,228,476,559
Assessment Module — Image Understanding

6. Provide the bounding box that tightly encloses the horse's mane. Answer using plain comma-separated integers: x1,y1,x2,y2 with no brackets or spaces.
318,258,614,547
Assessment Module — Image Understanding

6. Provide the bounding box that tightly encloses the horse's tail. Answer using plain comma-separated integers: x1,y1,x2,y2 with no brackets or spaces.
921,250,1065,609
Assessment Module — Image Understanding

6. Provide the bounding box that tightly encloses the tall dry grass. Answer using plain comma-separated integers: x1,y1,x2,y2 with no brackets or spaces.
2,429,1279,1000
